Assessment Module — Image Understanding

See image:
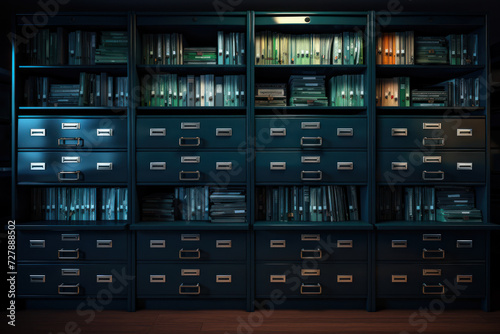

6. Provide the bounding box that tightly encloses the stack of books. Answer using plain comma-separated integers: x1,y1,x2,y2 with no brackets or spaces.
255,83,287,107
209,187,246,223
289,75,327,107
141,192,176,222
415,36,449,64
436,187,482,222
95,31,128,64
183,47,217,64
411,87,449,107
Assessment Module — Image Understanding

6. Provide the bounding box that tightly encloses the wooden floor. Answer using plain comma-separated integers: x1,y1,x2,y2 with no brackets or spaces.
4,309,500,334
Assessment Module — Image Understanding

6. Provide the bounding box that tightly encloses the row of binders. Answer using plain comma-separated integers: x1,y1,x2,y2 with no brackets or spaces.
30,187,128,221
140,187,246,222
329,74,365,107
255,31,364,65
376,32,479,65
256,186,359,222
377,186,482,222
141,74,245,107
23,29,128,65
142,32,245,65
24,74,128,107
376,77,480,107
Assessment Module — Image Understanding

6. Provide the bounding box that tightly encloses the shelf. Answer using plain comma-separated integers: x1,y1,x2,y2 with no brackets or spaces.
376,65,484,78
255,106,366,115
376,221,500,231
253,221,373,230
13,220,128,231
131,221,249,230
376,106,485,116
254,65,366,77
137,64,246,75
136,106,246,115
18,65,127,77
18,106,127,116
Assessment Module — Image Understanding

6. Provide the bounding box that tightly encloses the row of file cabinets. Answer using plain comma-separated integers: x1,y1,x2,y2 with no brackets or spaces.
17,151,486,183
18,117,486,149
18,230,486,263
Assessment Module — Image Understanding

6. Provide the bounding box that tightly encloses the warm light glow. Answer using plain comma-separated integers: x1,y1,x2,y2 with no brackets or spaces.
272,16,311,24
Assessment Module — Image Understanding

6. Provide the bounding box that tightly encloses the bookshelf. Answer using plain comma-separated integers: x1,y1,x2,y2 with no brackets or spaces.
11,11,495,312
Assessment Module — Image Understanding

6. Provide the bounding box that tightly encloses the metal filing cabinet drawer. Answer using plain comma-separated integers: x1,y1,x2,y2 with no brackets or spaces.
377,263,486,297
256,151,367,183
137,263,246,297
377,151,486,184
18,117,127,149
137,151,246,183
255,231,367,262
18,152,127,183
136,116,245,149
18,231,127,261
376,231,486,261
378,117,485,149
255,117,367,149
18,263,128,296
256,263,367,297
136,231,246,261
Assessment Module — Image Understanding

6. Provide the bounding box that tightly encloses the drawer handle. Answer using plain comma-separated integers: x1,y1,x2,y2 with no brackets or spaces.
301,156,320,163
181,156,200,163
392,240,407,248
179,248,201,260
181,122,200,130
302,122,321,129
423,234,441,241
216,162,233,170
270,162,286,170
179,171,200,181
96,240,112,248
391,128,408,137
301,234,320,241
181,234,200,241
150,240,166,248
457,162,473,171
422,248,445,259
422,171,444,181
337,162,354,170
216,275,232,283
179,137,201,146
58,248,80,260
61,122,80,130
30,275,46,283
457,275,473,283
301,248,322,259
423,156,442,163
181,269,200,276
61,269,80,276
30,163,46,171
150,128,166,136
270,240,286,248
216,240,232,248
301,269,320,276
30,128,46,136
392,275,407,283
423,122,442,130
97,128,113,136
150,275,166,283
337,127,353,136
57,171,81,182
61,234,80,241
457,129,473,137
270,275,286,283
422,137,445,146
96,162,113,171
216,128,233,136
270,128,286,136
150,162,166,170
58,137,83,147
300,136,323,147
457,240,473,248
61,156,80,164
337,275,353,283
423,269,442,276
337,240,353,248
179,283,200,295
392,162,408,171
300,283,322,295
422,283,445,295
96,275,113,283
58,283,80,295
30,240,45,248
301,170,322,181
